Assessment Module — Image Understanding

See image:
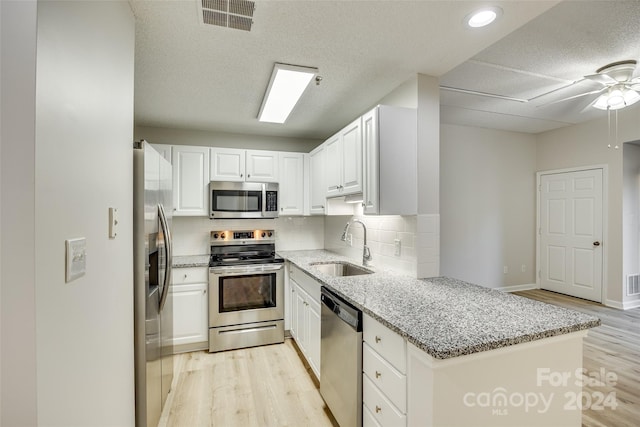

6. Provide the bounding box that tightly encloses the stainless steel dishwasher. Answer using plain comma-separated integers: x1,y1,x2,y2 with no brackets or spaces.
320,286,362,427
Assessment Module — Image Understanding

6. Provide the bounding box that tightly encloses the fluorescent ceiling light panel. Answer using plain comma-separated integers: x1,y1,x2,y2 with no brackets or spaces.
258,63,318,124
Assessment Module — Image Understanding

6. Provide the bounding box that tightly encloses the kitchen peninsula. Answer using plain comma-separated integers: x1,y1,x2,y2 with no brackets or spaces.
280,249,600,427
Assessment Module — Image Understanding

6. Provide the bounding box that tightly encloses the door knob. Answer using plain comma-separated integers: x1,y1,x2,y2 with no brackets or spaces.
593,241,601,246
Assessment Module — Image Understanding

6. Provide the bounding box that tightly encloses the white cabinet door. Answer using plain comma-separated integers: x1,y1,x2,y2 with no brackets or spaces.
151,144,172,163
324,133,342,197
170,283,208,347
172,145,210,216
307,296,321,379
246,150,278,182
309,145,326,215
341,118,363,195
289,283,298,339
294,283,308,353
279,152,304,215
210,147,245,182
362,108,379,214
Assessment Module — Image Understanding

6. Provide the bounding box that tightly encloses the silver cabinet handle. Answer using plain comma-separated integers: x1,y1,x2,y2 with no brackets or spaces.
248,174,251,178
375,336,381,343
375,371,381,379
240,173,243,177
375,406,382,413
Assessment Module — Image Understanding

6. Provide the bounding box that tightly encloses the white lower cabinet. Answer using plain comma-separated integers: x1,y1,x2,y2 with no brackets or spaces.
170,267,208,352
288,264,321,379
363,313,407,427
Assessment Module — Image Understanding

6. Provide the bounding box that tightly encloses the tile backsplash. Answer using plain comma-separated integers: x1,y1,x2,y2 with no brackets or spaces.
324,214,419,276
171,215,325,256
171,212,438,279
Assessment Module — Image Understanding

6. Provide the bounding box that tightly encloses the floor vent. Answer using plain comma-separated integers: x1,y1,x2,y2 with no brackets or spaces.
199,0,255,32
627,274,640,296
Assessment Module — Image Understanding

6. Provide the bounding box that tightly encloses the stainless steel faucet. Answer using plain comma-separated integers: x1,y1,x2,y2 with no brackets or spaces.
340,219,372,266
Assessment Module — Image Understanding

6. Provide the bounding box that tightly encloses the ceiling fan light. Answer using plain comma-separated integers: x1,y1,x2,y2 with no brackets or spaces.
593,94,610,110
623,89,640,106
607,89,625,108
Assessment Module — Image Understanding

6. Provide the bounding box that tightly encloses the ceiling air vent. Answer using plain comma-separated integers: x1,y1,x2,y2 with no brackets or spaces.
199,0,255,32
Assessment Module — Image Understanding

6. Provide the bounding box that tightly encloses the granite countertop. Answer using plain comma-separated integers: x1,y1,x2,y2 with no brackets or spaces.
277,249,601,360
173,255,210,268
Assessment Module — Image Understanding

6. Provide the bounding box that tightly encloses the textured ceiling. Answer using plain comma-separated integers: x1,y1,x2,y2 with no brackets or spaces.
440,0,640,133
131,0,558,139
131,1,640,139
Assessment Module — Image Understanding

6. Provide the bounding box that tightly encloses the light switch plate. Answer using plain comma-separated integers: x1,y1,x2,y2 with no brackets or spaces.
66,237,86,283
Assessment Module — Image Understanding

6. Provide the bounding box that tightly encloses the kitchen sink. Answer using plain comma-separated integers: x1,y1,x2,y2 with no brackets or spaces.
310,262,373,277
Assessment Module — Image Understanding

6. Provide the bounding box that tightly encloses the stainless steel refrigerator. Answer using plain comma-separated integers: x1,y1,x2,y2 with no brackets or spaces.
134,141,173,427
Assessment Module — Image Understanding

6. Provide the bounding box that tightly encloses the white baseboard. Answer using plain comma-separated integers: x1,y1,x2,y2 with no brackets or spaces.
500,283,538,293
603,298,640,310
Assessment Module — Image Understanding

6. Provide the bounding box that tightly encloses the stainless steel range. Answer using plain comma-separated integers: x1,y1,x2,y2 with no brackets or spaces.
208,229,285,352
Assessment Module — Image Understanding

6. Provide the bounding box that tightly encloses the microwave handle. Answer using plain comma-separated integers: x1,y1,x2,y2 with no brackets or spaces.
261,183,266,217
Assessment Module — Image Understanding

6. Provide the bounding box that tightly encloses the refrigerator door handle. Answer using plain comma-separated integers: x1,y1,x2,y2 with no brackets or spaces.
158,203,172,311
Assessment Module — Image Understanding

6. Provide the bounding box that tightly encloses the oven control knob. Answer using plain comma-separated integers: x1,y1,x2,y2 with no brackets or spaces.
213,233,219,239
261,232,266,238
220,233,225,239
268,231,273,237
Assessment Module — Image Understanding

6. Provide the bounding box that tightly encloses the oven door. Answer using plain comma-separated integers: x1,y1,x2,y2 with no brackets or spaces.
209,263,284,327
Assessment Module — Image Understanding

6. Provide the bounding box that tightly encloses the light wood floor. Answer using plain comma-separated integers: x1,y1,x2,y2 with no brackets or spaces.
516,289,640,427
158,339,337,427
160,290,640,427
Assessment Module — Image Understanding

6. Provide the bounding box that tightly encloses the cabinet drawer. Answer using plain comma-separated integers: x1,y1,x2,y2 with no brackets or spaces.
363,404,383,427
363,343,406,412
173,267,208,285
363,375,406,427
289,264,321,302
363,313,406,373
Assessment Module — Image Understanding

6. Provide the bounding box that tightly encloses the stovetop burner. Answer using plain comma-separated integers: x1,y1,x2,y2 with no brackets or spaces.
209,229,283,267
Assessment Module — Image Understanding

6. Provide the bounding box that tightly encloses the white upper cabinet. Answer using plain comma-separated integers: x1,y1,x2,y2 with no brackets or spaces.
210,147,246,182
325,118,363,198
278,152,304,216
309,145,326,215
172,145,210,216
210,148,278,182
341,118,363,195
363,105,417,216
324,133,342,197
246,150,279,182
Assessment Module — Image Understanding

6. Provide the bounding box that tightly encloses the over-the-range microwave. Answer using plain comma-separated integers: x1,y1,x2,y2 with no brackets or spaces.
209,181,279,219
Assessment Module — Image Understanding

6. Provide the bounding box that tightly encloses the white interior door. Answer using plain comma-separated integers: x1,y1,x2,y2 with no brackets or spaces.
539,168,603,302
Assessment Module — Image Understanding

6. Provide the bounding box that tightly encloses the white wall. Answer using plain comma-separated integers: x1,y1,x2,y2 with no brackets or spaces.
536,106,640,307
1,0,39,424
34,1,135,424
440,124,537,289
622,142,640,307
172,216,325,256
134,125,322,153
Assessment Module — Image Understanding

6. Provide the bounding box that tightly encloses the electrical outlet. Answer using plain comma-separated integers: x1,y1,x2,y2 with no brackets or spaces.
394,239,401,256
503,266,508,274
348,233,353,247
521,264,526,273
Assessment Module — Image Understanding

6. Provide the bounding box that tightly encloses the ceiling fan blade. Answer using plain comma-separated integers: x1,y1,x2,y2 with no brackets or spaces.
584,73,617,85
537,87,607,108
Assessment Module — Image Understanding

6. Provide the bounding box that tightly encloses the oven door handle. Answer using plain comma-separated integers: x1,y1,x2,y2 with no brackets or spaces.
210,264,284,275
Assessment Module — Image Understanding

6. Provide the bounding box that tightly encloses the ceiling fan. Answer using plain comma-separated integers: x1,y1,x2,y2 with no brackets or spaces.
539,60,640,110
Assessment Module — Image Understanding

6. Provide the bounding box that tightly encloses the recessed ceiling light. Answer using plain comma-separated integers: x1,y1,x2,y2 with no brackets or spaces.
465,6,502,28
